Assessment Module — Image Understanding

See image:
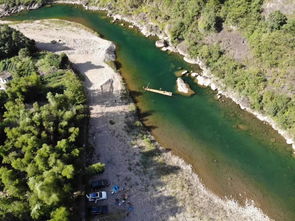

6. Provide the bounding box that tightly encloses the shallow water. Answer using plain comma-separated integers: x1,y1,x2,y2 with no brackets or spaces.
6,5,295,220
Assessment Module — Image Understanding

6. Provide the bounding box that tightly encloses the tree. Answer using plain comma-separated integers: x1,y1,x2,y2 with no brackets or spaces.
0,90,7,114
0,28,88,220
0,25,35,59
198,13,222,33
199,0,222,33
86,162,105,176
49,207,70,221
268,10,287,31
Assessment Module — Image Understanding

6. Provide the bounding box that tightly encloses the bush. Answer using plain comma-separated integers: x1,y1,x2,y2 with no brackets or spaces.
86,162,105,176
199,14,222,33
268,10,287,31
49,207,70,221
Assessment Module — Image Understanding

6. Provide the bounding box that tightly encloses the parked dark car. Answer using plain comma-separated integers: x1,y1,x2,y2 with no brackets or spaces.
89,205,108,215
91,179,110,189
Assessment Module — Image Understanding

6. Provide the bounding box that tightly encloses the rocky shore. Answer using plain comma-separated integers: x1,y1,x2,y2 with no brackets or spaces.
75,2,294,152
0,3,41,17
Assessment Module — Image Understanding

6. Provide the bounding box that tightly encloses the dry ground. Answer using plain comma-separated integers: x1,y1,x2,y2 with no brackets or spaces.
262,0,295,17
204,28,252,63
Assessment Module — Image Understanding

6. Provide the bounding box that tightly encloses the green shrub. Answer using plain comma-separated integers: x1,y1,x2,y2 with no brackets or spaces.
268,10,287,31
86,162,105,176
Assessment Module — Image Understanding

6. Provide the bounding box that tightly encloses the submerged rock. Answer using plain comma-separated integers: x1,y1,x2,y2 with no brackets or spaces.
175,69,189,77
176,77,195,96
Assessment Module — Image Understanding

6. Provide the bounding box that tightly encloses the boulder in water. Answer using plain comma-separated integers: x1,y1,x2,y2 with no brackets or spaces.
191,72,199,78
155,39,168,48
175,69,188,77
176,78,195,96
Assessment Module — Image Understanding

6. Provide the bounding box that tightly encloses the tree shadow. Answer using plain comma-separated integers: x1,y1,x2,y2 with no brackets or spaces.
129,90,143,99
73,61,104,72
36,41,73,52
138,110,153,121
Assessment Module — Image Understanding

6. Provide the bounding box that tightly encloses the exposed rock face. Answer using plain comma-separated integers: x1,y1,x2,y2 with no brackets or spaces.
204,28,252,63
176,77,195,96
0,3,41,17
176,41,189,55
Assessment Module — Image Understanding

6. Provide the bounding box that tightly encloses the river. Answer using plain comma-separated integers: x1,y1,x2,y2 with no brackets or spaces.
5,4,295,220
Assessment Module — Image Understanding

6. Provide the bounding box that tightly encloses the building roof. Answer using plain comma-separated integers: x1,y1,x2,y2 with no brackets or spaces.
0,71,12,80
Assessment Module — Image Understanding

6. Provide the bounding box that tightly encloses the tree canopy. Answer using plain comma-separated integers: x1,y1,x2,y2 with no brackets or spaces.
0,25,35,60
0,26,89,220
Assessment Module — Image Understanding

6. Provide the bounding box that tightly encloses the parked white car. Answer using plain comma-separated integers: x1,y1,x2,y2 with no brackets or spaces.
86,191,107,202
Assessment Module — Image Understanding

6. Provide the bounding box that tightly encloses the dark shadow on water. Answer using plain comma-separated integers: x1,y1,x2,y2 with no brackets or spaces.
129,90,143,100
143,124,157,131
114,60,122,69
138,110,153,120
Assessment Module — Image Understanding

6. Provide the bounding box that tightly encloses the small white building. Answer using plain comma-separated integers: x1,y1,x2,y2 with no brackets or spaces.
0,72,12,90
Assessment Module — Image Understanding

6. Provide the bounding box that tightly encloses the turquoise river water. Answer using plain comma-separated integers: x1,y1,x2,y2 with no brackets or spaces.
5,5,295,220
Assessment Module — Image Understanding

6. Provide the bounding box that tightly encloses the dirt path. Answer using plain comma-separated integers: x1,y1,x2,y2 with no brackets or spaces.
3,19,271,221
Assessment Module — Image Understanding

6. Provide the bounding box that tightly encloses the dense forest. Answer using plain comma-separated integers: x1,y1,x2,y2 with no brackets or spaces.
0,25,96,220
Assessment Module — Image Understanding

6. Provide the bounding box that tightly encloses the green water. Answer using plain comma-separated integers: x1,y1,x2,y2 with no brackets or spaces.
6,5,295,220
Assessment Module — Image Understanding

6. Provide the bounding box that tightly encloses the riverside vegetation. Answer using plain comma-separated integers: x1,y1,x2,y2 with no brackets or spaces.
0,25,104,220
0,0,294,142
91,0,295,143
